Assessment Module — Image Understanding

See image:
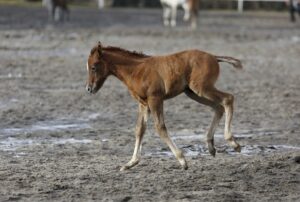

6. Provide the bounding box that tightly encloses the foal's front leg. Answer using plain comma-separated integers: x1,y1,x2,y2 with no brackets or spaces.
120,104,148,171
148,97,188,169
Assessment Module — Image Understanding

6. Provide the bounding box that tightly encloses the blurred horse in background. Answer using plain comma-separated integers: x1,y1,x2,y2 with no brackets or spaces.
160,0,199,29
43,0,70,22
287,0,300,22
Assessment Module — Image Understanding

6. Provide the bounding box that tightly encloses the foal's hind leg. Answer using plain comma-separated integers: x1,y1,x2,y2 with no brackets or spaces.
120,104,148,171
190,87,241,152
203,88,241,152
185,89,224,156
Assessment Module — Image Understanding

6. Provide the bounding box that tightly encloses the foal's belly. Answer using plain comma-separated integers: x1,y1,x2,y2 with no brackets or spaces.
163,76,187,99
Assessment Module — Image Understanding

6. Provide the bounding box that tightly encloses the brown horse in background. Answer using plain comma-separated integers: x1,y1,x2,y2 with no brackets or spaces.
43,0,69,22
86,42,242,171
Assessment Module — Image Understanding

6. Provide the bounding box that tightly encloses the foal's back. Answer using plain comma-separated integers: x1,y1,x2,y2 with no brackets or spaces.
138,50,220,99
150,50,219,84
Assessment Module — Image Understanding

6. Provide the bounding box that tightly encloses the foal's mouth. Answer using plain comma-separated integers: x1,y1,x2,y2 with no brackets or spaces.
86,85,96,94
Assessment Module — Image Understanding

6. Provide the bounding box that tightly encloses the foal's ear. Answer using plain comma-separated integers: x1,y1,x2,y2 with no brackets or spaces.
97,41,103,55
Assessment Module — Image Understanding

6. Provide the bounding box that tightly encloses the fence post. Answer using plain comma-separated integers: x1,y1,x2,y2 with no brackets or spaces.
238,0,244,13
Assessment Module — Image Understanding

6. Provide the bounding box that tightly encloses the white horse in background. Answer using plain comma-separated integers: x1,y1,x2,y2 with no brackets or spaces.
287,0,300,22
160,0,199,28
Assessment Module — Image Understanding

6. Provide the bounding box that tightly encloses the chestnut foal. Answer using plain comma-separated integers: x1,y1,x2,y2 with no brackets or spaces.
86,42,242,171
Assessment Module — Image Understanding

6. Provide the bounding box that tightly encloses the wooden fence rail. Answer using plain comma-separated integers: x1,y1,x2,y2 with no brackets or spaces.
237,0,287,12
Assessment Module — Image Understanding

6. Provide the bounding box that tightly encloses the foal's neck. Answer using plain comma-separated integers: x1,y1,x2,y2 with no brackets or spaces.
103,48,147,86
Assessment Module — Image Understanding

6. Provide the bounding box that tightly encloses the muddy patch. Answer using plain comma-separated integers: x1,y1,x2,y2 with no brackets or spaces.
0,119,90,137
146,143,300,157
0,137,92,152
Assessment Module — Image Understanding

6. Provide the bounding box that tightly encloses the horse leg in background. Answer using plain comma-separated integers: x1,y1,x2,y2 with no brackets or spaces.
185,88,224,156
98,0,104,9
170,6,177,27
62,3,70,22
190,10,197,29
120,104,148,171
48,1,55,21
148,97,188,169
162,6,172,26
54,7,62,22
190,0,199,29
182,2,191,21
43,0,53,21
190,8,198,29
289,0,297,22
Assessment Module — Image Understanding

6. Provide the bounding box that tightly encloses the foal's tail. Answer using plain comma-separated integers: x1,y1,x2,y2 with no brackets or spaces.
216,56,243,69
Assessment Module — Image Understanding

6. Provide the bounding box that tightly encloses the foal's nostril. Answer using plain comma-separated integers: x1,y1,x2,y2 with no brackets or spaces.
86,85,92,93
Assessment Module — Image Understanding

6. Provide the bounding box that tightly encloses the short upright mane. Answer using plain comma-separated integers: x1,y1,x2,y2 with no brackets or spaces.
104,46,150,58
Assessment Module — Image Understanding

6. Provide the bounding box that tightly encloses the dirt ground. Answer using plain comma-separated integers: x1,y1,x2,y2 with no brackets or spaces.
0,5,299,202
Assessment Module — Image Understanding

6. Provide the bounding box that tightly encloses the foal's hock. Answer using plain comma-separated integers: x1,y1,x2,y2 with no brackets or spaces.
86,42,242,171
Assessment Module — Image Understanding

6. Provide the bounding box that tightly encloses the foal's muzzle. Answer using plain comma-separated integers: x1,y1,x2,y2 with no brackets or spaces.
86,85,94,94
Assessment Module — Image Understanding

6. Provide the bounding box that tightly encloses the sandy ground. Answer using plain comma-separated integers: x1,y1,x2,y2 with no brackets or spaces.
0,5,300,202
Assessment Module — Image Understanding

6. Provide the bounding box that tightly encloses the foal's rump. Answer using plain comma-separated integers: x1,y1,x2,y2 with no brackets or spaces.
164,49,243,72
173,50,243,95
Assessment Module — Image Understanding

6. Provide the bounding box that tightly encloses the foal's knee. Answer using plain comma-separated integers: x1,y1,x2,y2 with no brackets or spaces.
155,123,167,133
222,94,234,106
215,105,224,117
135,124,145,136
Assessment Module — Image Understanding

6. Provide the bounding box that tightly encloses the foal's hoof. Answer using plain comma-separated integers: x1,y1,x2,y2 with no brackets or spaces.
120,160,139,171
207,140,216,157
120,166,128,171
182,164,188,170
294,156,300,164
179,157,188,170
208,147,216,157
234,144,242,153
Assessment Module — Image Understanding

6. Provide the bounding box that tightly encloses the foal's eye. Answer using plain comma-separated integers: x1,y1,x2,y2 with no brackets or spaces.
91,66,96,72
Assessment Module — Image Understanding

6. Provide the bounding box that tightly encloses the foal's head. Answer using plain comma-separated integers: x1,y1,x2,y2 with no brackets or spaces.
86,42,110,94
